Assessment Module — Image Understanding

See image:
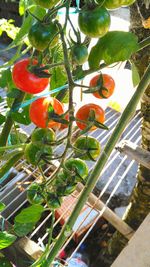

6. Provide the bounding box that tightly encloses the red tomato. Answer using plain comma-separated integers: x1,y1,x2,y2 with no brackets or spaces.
12,58,49,94
89,74,115,99
76,103,105,131
29,97,64,128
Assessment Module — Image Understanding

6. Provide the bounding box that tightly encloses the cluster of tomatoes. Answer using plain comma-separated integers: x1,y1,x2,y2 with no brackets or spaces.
25,127,100,208
12,57,112,208
12,58,115,130
11,0,136,209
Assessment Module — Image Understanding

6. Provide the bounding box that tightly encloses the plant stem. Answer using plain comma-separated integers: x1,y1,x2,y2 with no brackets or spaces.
42,63,150,266
0,91,25,147
0,151,24,179
0,144,26,152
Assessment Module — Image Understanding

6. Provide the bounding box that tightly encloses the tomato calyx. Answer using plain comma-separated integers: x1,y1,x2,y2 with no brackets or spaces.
84,73,109,98
76,109,108,135
28,65,51,78
47,104,69,126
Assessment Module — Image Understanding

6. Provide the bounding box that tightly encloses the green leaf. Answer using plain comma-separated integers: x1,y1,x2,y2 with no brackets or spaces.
0,68,12,88
7,89,21,98
15,205,44,224
14,221,35,237
0,202,6,212
88,31,139,69
0,114,5,125
11,107,31,125
0,231,17,249
5,15,32,50
50,45,67,90
131,62,140,87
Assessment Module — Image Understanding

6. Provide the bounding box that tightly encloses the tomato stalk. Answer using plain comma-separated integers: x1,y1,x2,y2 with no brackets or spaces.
37,63,150,267
0,91,25,147
0,143,26,152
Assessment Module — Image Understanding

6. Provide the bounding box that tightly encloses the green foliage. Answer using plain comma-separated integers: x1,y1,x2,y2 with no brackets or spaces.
14,204,44,224
0,202,6,212
0,231,16,249
0,115,5,126
88,31,139,68
14,221,36,237
0,19,19,40
50,45,67,90
131,62,140,87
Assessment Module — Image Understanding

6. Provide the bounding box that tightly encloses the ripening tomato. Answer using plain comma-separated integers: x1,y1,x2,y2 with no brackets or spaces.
31,128,56,144
28,21,59,51
89,74,115,99
74,136,101,160
27,183,44,205
63,158,88,182
12,58,49,94
29,97,64,129
76,103,105,131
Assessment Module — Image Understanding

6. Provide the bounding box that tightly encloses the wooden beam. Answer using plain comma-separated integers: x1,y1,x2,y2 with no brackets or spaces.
77,183,134,240
111,213,150,267
116,140,150,169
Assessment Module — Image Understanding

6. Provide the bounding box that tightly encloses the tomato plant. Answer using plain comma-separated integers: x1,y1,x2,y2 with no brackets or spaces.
76,103,105,130
29,97,64,128
74,136,101,161
12,58,49,94
28,21,59,51
89,73,115,99
0,0,148,266
78,6,111,38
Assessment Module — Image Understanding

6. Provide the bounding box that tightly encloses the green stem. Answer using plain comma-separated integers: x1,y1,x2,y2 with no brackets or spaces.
0,144,26,152
138,36,150,51
0,91,25,147
42,63,150,266
0,151,24,180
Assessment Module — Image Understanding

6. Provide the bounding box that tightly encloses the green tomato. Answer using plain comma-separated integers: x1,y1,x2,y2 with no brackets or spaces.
71,44,88,65
31,128,56,145
56,184,77,196
27,183,44,205
78,6,110,38
24,143,42,165
64,158,88,182
74,136,101,161
46,193,62,209
34,0,60,9
28,21,59,51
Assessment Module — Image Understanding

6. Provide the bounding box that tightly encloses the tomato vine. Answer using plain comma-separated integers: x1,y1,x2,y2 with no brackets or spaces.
0,0,149,266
